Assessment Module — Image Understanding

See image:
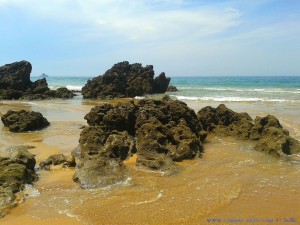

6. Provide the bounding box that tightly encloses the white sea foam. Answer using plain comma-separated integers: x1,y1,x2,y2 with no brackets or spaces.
173,95,295,103
66,85,83,91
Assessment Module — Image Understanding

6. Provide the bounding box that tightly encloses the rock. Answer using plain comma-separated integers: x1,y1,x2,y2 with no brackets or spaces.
55,87,75,99
81,61,171,99
197,104,300,157
39,154,75,170
0,149,37,218
197,104,253,138
74,97,205,188
167,85,178,92
0,61,74,100
73,154,128,189
1,110,50,132
255,127,300,156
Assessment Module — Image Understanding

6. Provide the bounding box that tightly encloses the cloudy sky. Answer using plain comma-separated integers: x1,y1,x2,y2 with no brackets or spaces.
0,0,299,76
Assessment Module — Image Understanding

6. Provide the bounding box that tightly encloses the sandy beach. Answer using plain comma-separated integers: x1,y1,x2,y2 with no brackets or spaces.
1,97,299,225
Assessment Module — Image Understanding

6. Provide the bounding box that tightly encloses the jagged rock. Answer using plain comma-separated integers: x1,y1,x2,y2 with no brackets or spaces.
0,61,74,100
39,154,75,170
167,85,178,92
74,97,205,188
197,104,300,157
55,87,75,99
1,110,50,132
81,61,171,99
0,149,37,218
255,127,300,156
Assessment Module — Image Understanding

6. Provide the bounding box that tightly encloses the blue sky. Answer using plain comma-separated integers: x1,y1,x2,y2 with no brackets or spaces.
0,0,299,76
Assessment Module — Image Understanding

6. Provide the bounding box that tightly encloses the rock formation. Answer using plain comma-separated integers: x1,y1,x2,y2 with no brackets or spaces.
1,110,50,132
197,104,300,157
0,146,37,218
81,61,171,99
0,61,74,100
73,97,206,188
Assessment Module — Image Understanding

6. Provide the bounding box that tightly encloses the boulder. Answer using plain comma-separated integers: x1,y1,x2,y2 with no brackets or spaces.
0,61,74,100
73,97,205,188
0,148,37,218
81,61,171,99
1,110,50,132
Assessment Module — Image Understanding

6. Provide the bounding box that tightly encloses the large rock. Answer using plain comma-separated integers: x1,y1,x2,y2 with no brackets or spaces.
0,61,74,100
0,148,37,218
197,104,300,157
81,61,171,99
73,97,205,188
1,110,50,132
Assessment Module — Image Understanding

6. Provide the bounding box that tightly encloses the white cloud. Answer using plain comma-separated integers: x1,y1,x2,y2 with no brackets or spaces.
1,0,241,42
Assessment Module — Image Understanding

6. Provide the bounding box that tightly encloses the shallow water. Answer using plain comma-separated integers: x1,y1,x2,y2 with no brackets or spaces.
1,98,300,225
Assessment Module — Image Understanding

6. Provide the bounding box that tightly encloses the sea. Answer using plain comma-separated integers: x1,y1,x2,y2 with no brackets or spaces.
32,75,300,103
1,75,300,225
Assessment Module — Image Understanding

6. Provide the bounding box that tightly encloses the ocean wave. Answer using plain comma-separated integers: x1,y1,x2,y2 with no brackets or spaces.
66,85,83,91
173,95,295,103
178,87,300,94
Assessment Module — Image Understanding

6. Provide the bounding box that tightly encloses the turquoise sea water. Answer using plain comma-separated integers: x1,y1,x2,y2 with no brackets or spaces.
32,76,300,103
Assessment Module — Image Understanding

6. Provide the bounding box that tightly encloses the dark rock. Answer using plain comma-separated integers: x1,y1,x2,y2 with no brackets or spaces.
39,154,75,170
1,110,50,132
81,61,170,99
0,61,74,100
167,85,178,92
0,149,37,218
55,87,75,99
74,97,205,188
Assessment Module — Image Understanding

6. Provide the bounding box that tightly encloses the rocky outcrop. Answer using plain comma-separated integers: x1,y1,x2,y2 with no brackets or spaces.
197,104,300,157
81,61,171,99
39,154,76,170
73,97,205,188
167,85,178,92
0,61,74,100
1,110,50,132
0,147,37,218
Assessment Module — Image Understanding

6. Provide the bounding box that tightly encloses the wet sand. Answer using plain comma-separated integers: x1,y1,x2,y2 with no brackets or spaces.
1,98,300,225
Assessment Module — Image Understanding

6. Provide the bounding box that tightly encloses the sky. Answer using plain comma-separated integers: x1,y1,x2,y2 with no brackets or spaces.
0,0,300,76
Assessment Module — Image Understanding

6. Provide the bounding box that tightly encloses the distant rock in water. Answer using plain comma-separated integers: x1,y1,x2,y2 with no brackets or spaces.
0,60,74,100
73,97,206,188
167,85,178,92
82,61,171,99
1,110,50,132
39,73,49,78
197,104,300,157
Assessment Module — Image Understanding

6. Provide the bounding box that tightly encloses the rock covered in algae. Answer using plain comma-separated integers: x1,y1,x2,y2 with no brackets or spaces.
73,97,206,188
1,110,50,132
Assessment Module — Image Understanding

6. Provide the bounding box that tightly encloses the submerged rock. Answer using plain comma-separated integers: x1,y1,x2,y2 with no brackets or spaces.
81,61,171,99
39,154,76,170
1,110,50,132
74,97,205,188
197,104,300,157
0,148,37,218
0,61,74,100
